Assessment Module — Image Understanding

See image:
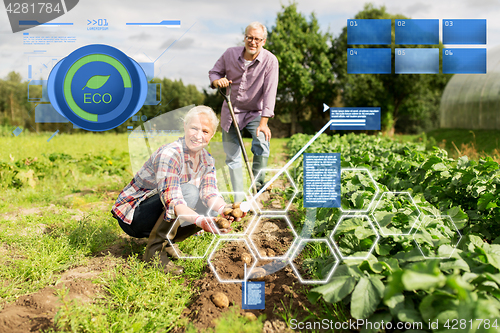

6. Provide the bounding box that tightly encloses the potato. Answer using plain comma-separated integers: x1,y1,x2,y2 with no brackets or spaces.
241,253,252,265
215,217,231,229
244,312,257,321
233,202,241,209
223,208,233,216
266,248,276,257
259,249,267,258
231,208,243,219
250,267,266,280
211,292,229,308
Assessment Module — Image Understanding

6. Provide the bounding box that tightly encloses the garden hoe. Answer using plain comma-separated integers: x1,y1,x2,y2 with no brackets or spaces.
218,84,258,195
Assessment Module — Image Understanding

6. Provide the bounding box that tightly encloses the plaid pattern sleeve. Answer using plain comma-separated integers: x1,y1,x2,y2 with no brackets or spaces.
199,152,220,208
155,144,188,220
112,137,221,225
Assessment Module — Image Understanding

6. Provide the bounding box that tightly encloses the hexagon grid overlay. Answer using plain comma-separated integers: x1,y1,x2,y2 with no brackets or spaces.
250,169,298,214
167,215,218,259
289,239,339,284
412,215,463,259
371,191,422,236
340,168,380,213
207,192,257,236
248,215,298,260
208,238,257,283
330,215,380,260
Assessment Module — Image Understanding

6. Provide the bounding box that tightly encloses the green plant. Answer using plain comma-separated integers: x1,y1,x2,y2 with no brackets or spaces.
288,133,500,331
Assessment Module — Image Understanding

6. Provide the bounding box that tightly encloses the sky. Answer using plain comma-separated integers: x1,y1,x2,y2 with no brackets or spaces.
0,0,498,90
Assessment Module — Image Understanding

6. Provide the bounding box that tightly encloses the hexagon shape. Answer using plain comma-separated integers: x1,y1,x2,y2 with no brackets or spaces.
248,215,298,260
288,238,339,284
329,215,380,260
249,169,298,214
208,237,258,283
207,192,257,236
167,215,218,259
340,168,380,213
412,215,462,259
371,191,421,236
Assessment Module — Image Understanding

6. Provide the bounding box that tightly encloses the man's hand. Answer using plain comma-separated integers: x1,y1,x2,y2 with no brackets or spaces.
213,78,232,88
256,122,271,142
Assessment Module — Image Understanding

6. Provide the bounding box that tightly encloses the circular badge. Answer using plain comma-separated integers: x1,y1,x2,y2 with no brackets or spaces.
47,44,147,131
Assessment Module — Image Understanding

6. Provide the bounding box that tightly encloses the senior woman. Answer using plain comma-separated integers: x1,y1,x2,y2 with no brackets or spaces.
112,106,234,275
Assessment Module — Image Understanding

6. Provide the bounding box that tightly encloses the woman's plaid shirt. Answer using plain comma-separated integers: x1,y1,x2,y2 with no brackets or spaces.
112,137,219,224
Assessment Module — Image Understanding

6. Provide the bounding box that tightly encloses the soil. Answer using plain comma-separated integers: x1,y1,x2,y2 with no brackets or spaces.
173,214,323,332
0,257,114,333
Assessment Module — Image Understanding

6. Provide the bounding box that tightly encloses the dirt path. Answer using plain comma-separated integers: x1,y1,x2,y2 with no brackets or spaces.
0,256,114,333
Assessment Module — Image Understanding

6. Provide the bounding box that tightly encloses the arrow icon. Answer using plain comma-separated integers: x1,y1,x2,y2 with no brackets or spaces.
87,20,91,25
93,20,97,25
323,103,330,112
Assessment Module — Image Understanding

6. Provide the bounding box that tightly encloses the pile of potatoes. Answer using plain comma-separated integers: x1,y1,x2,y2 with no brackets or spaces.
215,202,244,229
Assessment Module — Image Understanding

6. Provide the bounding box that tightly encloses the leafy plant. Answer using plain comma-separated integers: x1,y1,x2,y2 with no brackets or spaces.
288,133,500,331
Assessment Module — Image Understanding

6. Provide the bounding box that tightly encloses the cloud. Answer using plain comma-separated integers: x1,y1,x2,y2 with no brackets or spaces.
406,2,431,15
129,32,153,41
159,37,194,50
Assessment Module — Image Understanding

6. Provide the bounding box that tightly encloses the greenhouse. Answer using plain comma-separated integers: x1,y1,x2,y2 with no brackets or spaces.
440,46,500,129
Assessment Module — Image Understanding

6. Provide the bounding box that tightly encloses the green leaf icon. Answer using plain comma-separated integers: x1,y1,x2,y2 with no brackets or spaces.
82,75,110,90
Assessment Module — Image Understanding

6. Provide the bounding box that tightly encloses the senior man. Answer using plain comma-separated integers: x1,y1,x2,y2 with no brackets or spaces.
112,106,236,275
209,21,279,199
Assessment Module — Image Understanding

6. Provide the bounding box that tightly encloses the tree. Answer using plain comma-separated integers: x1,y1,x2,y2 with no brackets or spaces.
265,2,335,135
331,4,452,134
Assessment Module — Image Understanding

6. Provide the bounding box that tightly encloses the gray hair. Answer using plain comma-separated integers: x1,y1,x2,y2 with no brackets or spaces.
245,21,267,40
183,105,219,134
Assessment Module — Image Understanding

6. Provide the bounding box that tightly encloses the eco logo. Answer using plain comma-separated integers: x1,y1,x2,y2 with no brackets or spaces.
4,0,79,33
47,44,147,131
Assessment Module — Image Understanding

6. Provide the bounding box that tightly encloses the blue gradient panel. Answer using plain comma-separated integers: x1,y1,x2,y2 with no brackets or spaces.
442,19,486,44
395,19,439,45
330,107,381,130
395,48,439,74
347,48,391,74
242,282,265,310
12,127,23,136
35,104,69,123
347,19,391,45
442,48,486,74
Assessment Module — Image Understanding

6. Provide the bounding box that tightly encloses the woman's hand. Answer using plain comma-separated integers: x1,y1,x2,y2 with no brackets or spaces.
195,215,232,234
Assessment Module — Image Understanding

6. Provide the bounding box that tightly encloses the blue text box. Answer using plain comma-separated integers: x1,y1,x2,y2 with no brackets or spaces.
442,19,486,44
442,48,486,74
242,281,265,310
347,19,391,45
395,48,439,74
347,48,391,74
395,19,439,45
330,107,381,130
303,153,341,208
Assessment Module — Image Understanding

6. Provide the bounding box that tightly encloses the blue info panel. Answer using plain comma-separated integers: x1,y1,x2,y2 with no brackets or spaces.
303,153,341,208
442,19,487,44
347,19,391,45
442,48,486,74
395,19,439,45
347,48,391,74
395,48,439,74
242,281,265,310
330,107,381,130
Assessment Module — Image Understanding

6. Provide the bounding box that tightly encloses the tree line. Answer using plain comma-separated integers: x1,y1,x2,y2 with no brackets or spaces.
0,3,451,135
